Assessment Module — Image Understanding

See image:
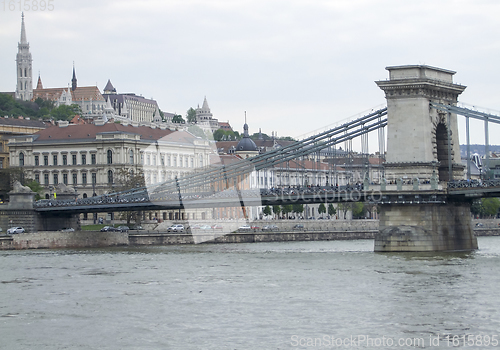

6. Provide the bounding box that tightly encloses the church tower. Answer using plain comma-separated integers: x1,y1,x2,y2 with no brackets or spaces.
15,13,33,101
71,64,77,91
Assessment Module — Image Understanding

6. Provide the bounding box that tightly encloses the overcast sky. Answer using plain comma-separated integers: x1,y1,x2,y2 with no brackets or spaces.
1,0,500,147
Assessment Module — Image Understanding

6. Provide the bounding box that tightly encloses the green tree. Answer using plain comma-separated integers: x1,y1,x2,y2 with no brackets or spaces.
172,114,185,124
328,203,336,217
352,202,365,219
482,198,500,217
471,199,484,217
318,203,326,217
282,204,293,218
186,107,197,123
263,205,272,217
50,104,81,121
292,203,304,216
213,129,225,141
272,205,281,218
25,179,44,200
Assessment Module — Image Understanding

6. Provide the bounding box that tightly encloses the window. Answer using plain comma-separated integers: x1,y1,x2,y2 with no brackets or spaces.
91,154,96,165
53,155,58,166
62,154,67,165
129,150,134,165
35,174,39,183
185,157,188,168
35,155,39,166
81,154,86,165
44,155,49,166
63,173,68,185
147,154,150,166
161,155,165,166
107,150,113,164
199,155,203,167
179,156,182,167
190,158,194,168
53,173,58,185
167,155,171,167
72,154,77,165
82,173,87,185
107,170,113,184
153,155,156,166
173,156,177,167
72,173,77,185
19,152,24,166
92,173,97,184
44,173,49,185
141,153,144,165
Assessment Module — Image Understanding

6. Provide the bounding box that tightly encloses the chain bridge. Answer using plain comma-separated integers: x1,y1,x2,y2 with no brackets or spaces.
8,65,500,252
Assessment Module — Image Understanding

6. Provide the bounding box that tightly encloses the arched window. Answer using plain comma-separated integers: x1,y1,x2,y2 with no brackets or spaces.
19,152,24,166
107,150,113,164
129,150,134,164
83,193,87,198
24,68,27,77
19,68,22,77
107,170,113,184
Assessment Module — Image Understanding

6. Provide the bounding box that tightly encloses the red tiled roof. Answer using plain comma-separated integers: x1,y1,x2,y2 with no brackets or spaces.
34,123,178,142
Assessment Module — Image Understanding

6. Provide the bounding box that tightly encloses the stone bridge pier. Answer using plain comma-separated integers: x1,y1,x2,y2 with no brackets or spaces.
374,65,477,251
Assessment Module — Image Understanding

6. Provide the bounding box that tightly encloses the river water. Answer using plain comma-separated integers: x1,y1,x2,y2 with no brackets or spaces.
1,237,500,350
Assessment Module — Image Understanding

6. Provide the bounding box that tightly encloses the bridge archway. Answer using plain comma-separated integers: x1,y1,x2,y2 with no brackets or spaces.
435,123,451,182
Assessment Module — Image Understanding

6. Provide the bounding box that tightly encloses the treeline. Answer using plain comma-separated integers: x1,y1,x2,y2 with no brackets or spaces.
0,93,81,121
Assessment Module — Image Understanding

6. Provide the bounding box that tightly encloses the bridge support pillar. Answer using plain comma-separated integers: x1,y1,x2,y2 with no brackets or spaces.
375,201,477,252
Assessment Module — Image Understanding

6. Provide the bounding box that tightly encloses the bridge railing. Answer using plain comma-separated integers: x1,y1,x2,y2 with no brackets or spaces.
447,179,500,189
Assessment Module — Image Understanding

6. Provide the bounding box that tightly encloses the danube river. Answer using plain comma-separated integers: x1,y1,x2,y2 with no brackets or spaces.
1,237,500,349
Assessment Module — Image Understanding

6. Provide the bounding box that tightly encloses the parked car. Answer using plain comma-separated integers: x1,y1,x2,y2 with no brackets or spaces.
100,226,119,232
262,225,279,231
60,227,75,232
7,227,25,234
130,225,144,230
211,224,223,230
238,225,251,231
475,223,484,227
167,224,185,233
293,224,305,230
199,225,212,230
117,225,129,232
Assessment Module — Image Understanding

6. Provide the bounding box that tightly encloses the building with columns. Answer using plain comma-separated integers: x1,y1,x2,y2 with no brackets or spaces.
8,122,214,220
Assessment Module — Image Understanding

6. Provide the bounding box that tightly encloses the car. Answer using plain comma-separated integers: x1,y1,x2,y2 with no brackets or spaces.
117,225,129,232
130,225,144,230
211,224,223,230
293,224,304,230
7,227,25,234
238,225,251,231
167,224,185,233
60,227,75,232
262,225,279,231
475,223,484,227
191,224,201,229
100,226,119,232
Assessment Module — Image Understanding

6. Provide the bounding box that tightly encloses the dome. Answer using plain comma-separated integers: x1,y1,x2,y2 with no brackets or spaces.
236,136,257,152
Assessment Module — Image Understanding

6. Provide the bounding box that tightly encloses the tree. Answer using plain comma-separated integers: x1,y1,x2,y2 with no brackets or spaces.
50,104,81,121
186,107,197,123
25,179,44,200
172,114,185,124
282,204,293,218
352,202,365,219
272,205,281,219
482,198,500,218
263,205,272,217
471,199,484,218
318,203,326,217
292,204,304,216
113,168,147,226
328,203,336,217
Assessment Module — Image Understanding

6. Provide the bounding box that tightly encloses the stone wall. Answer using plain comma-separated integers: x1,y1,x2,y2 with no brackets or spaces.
10,231,128,249
0,208,39,233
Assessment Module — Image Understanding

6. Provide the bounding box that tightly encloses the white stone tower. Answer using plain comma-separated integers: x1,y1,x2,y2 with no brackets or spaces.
15,13,33,101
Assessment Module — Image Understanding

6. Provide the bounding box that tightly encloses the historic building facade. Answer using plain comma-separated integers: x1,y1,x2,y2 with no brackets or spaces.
8,122,214,220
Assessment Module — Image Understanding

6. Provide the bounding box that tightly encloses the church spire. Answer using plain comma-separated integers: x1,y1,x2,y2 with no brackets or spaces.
36,73,43,89
15,12,32,101
71,62,77,91
20,12,27,44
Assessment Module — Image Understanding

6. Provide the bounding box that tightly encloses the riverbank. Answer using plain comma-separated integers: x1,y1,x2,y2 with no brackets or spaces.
1,219,498,249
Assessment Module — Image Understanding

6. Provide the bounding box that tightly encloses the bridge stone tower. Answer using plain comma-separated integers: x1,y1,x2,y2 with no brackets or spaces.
376,65,465,182
375,65,477,252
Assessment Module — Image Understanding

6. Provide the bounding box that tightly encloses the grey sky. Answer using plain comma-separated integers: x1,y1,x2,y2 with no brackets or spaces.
1,0,499,146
